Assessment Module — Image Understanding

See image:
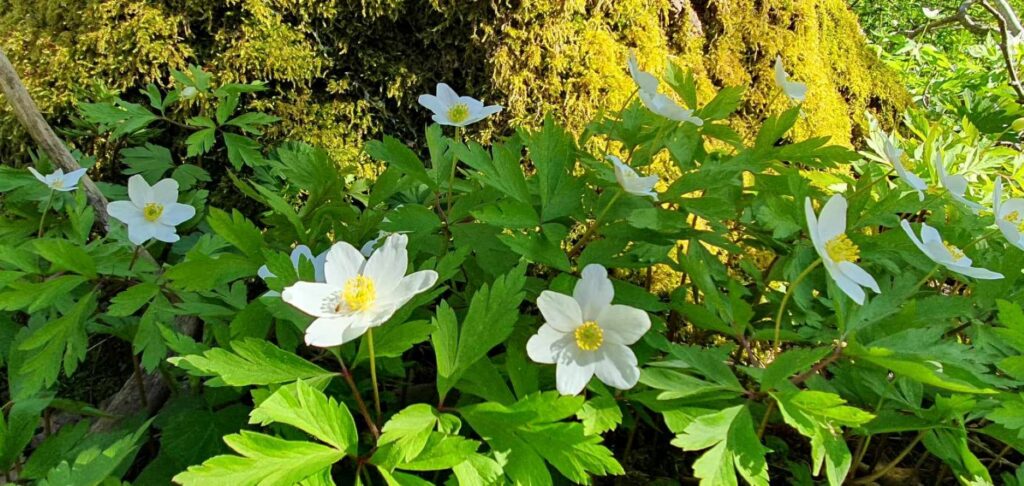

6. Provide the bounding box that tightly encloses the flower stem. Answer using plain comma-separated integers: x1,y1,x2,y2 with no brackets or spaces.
446,127,464,219
911,264,941,293
335,355,380,440
568,191,623,258
963,228,1000,250
367,328,382,424
773,258,822,354
37,190,54,237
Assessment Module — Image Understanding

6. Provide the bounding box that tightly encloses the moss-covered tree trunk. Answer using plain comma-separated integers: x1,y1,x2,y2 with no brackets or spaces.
0,0,906,164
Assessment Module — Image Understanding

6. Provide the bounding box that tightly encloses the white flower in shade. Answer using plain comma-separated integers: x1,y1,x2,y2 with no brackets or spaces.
28,167,87,192
107,175,195,245
282,234,438,348
900,220,1003,279
934,153,983,212
258,245,327,296
882,136,927,201
805,195,881,305
993,179,1024,250
774,56,807,103
923,7,941,19
526,264,651,396
417,83,502,127
608,155,658,200
627,54,703,126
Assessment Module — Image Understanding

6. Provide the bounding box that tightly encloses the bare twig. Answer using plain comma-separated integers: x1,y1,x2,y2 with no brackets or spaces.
907,0,992,38
981,0,1024,103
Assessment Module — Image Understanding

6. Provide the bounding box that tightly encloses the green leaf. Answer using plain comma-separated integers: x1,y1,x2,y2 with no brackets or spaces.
165,253,259,292
0,396,51,471
12,292,95,398
523,116,582,221
577,396,623,436
37,420,151,486
168,338,335,387
672,405,768,486
121,143,174,180
32,239,97,278
436,264,527,397
250,380,358,453
355,320,433,364
0,275,87,313
79,100,158,138
773,391,874,485
107,283,160,317
186,128,217,157
760,347,831,391
664,60,698,108
462,392,623,485
172,431,343,486
224,112,280,134
374,404,442,465
223,133,268,170
365,136,434,188
208,207,264,259
697,86,744,122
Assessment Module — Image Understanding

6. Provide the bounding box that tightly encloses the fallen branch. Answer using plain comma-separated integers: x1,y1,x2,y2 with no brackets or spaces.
907,0,992,38
981,0,1024,103
0,47,198,433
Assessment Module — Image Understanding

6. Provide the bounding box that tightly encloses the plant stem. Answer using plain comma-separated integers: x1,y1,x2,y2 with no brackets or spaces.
446,127,463,218
757,400,776,440
911,264,941,293
568,191,623,258
848,167,896,201
367,328,382,424
128,246,142,272
130,351,149,411
963,228,999,250
335,355,380,440
773,258,822,354
37,190,54,237
852,431,926,484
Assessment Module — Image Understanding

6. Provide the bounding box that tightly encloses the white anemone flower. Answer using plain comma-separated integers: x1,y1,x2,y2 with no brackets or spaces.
258,245,327,297
526,264,651,396
28,167,87,192
107,175,195,245
993,179,1024,250
882,136,927,201
418,83,502,127
934,153,983,212
774,56,807,103
900,220,1003,279
282,234,438,348
627,54,703,126
608,155,658,201
805,195,881,305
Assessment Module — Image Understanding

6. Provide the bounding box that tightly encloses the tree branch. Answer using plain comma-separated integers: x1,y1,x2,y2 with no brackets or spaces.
980,0,1024,103
907,0,992,38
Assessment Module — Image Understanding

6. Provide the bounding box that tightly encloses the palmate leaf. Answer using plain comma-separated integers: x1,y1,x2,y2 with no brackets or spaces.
461,392,623,485
249,380,358,454
172,431,343,486
672,405,768,486
168,338,335,387
772,390,874,486
38,420,151,486
10,292,95,399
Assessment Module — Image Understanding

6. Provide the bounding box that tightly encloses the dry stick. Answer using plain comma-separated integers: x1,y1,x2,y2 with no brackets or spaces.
981,0,1024,103
851,431,927,485
0,47,198,433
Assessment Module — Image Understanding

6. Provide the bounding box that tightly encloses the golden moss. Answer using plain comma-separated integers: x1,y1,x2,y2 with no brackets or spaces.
1,0,906,167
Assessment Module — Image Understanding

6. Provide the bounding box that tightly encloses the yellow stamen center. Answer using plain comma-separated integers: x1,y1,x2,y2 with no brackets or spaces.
342,275,376,312
51,180,63,189
447,103,470,124
943,241,965,260
1006,210,1021,223
825,234,860,263
143,202,164,222
574,321,604,351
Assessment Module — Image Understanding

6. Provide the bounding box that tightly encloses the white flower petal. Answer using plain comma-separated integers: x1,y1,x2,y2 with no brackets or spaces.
436,83,460,105
377,270,438,309
257,265,274,280
107,200,144,226
526,324,570,364
150,178,180,204
555,352,596,396
537,290,583,333
817,195,847,242
418,94,446,115
28,167,47,184
126,221,156,246
313,250,328,282
150,224,180,243
160,203,195,226
828,266,867,305
597,304,650,345
948,264,1004,280
900,220,931,258
593,344,640,390
363,233,409,292
304,315,366,348
837,261,881,294
573,264,614,321
61,168,87,189
324,241,366,286
282,282,341,318
805,197,824,252
127,175,153,206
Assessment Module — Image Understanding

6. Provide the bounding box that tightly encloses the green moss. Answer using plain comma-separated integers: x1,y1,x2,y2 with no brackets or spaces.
0,0,907,167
